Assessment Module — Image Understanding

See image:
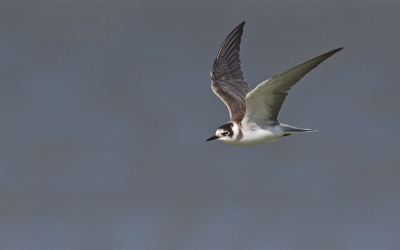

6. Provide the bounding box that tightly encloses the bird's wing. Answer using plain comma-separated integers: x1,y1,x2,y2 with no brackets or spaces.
211,21,251,122
243,48,343,125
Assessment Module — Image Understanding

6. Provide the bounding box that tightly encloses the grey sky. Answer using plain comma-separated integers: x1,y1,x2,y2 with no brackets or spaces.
1,2,399,250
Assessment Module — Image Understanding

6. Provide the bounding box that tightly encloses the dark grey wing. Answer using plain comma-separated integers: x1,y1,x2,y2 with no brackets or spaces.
243,48,343,124
211,21,251,122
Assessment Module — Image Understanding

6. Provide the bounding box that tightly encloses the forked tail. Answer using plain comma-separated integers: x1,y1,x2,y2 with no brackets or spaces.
280,123,317,133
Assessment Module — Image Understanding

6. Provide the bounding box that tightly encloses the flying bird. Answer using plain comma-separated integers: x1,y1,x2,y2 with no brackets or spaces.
206,21,342,145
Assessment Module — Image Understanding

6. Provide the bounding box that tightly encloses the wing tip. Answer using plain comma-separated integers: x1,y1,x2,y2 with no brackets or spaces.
330,47,344,54
235,21,246,35
216,21,246,59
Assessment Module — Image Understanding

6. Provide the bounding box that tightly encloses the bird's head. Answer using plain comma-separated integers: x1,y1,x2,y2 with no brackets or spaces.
206,122,239,143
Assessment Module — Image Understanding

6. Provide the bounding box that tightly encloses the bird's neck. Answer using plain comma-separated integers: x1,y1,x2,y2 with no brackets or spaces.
230,122,243,140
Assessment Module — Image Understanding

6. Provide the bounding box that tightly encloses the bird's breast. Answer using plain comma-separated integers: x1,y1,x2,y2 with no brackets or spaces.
222,126,283,146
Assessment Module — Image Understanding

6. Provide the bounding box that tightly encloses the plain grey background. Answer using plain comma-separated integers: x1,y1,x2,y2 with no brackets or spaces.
1,2,399,250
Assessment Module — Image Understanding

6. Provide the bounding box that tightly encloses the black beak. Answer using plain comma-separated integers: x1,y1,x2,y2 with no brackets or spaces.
206,135,219,141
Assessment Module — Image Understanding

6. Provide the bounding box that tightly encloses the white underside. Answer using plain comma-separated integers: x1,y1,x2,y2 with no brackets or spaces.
223,125,285,146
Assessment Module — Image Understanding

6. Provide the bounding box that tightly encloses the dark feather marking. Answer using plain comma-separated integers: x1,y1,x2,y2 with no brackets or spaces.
218,123,234,138
211,21,251,122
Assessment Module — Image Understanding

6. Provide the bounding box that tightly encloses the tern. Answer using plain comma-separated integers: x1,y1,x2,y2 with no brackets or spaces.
206,21,342,145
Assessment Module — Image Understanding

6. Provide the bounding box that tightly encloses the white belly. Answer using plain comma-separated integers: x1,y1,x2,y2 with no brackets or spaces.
224,125,285,146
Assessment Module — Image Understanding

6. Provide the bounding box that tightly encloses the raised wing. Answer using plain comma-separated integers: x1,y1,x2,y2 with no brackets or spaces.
211,21,251,122
243,48,343,125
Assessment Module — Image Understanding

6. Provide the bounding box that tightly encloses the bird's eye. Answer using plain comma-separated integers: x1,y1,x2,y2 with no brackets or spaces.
222,132,228,136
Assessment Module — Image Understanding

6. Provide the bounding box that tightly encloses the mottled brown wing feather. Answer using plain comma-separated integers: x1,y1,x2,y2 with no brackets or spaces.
211,21,251,121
